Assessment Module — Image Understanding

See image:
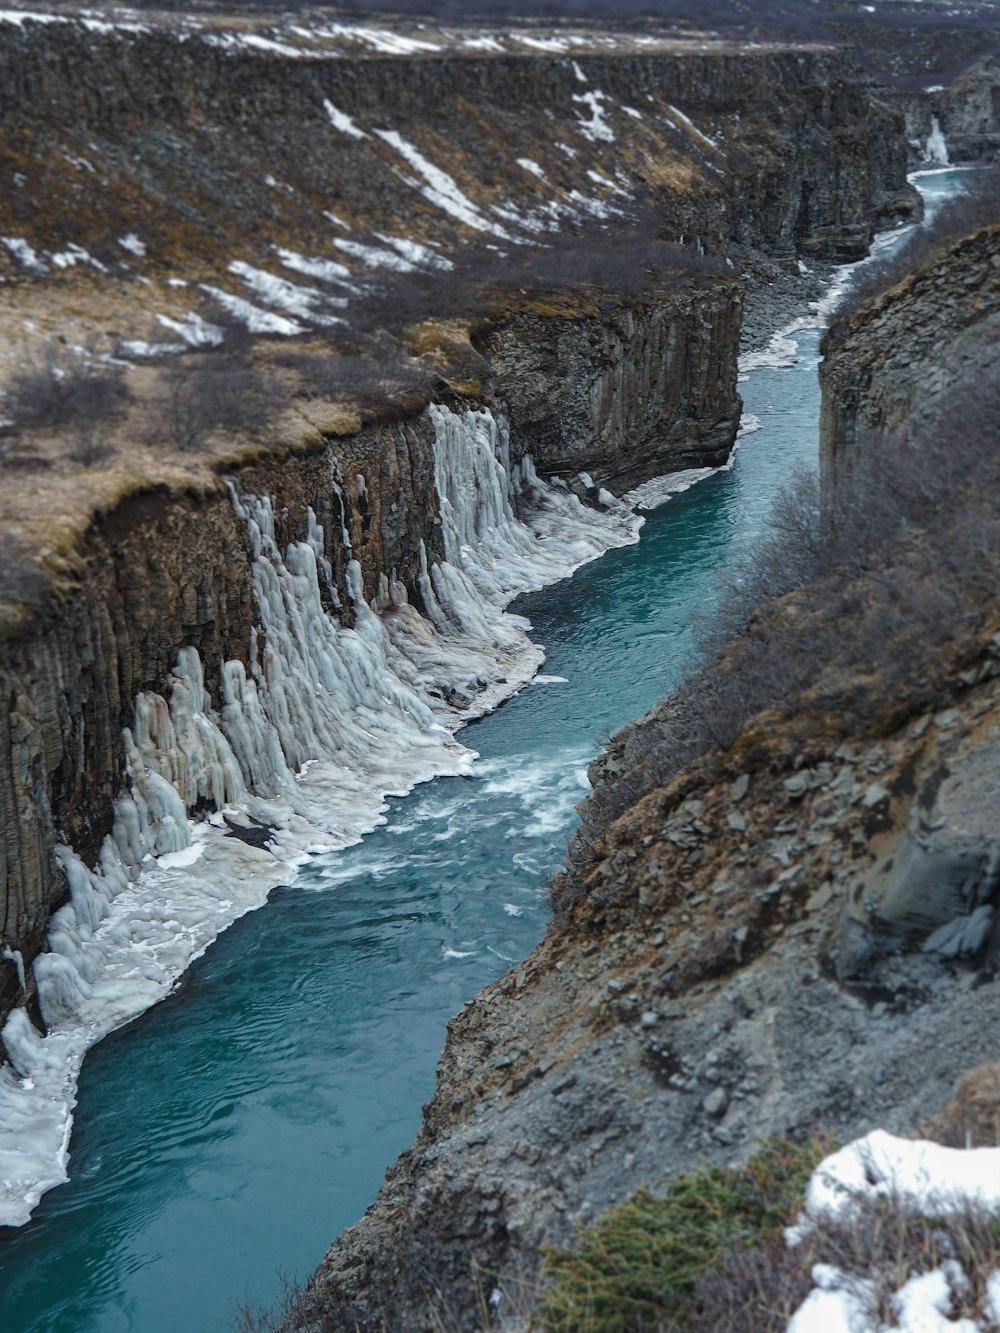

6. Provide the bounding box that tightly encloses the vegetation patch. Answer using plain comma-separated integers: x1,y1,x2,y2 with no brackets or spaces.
536,1138,826,1332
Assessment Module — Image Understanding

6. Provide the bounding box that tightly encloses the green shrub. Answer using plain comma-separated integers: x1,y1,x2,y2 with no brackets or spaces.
536,1138,828,1333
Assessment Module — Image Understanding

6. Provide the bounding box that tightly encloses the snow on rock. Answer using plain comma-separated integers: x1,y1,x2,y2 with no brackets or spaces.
50,243,107,272
373,128,517,240
228,260,346,323
572,90,615,143
323,99,367,139
667,103,718,151
333,237,418,272
799,1131,1000,1223
517,158,548,180
277,248,357,288
118,233,147,257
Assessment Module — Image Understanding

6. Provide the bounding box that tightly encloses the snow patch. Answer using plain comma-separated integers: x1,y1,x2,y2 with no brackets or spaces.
1,237,48,275
199,286,304,336
373,129,517,240
323,99,367,139
572,90,615,143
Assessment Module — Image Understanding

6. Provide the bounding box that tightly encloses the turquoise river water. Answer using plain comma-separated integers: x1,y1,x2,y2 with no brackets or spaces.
0,171,963,1332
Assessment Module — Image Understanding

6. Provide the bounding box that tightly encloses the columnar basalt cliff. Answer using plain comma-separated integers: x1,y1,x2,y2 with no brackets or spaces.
285,212,1000,1332
476,279,742,488
0,23,916,294
0,413,446,1016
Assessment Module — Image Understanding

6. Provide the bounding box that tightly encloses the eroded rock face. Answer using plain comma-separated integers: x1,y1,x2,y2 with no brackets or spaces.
0,23,916,288
290,659,1000,1333
477,280,743,488
820,223,1000,487
839,728,1000,976
904,57,1000,165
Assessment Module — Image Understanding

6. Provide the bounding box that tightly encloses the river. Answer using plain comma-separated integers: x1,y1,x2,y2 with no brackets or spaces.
0,168,965,1332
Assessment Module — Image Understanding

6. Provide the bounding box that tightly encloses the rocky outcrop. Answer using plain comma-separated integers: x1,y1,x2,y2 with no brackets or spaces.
476,278,742,488
291,640,1000,1333
819,222,1000,486
903,56,1000,164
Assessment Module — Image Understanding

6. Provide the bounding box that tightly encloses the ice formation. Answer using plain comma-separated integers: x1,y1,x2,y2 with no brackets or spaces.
0,404,644,1227
926,116,950,166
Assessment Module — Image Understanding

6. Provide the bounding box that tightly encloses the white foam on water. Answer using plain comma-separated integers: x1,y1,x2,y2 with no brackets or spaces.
0,403,657,1227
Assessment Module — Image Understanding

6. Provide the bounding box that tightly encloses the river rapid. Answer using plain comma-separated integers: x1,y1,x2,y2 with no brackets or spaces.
0,169,966,1332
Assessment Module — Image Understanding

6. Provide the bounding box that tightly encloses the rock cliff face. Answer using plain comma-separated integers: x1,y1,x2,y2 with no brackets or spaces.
819,221,1000,486
903,56,1000,163
286,203,1000,1333
0,20,916,299
0,412,447,1018
476,279,742,489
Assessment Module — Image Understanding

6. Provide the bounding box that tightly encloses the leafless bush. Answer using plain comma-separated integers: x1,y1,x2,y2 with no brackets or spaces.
146,355,275,452
7,344,128,461
275,339,434,403
683,1239,813,1332
349,209,727,336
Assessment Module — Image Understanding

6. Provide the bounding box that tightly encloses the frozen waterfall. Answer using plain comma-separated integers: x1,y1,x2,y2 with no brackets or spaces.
0,403,643,1227
926,116,950,166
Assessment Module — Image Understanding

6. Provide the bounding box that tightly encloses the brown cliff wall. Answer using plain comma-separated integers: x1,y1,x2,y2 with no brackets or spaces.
477,278,742,487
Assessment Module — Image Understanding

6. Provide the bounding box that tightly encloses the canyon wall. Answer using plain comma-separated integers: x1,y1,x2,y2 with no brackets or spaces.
476,277,742,488
0,275,748,1022
903,56,1000,163
0,26,914,1027
0,22,916,290
820,220,1000,486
